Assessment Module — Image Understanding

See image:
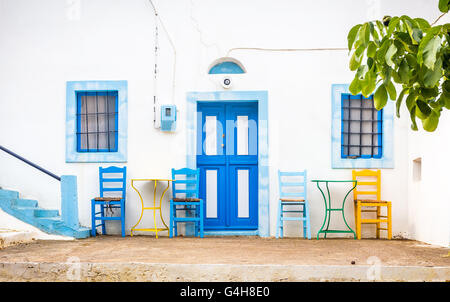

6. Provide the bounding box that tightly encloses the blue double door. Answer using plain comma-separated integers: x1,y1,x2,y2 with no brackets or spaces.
197,102,258,231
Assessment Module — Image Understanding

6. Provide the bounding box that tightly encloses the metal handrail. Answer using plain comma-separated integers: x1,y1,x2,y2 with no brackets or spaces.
0,145,61,181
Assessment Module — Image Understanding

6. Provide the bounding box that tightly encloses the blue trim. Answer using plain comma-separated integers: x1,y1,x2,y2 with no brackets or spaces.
186,90,269,237
204,230,259,236
208,61,245,74
331,84,394,169
66,81,128,163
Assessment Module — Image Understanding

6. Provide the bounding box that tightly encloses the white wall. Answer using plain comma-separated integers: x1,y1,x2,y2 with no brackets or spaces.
0,0,447,245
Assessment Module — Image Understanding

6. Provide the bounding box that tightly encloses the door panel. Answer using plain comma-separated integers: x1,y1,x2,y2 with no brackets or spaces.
197,102,258,231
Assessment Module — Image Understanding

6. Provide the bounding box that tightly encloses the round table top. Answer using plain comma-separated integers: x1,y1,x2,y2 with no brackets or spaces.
311,179,357,183
131,178,174,182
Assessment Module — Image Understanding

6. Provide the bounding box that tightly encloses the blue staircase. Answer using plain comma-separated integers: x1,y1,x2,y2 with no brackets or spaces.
0,188,90,238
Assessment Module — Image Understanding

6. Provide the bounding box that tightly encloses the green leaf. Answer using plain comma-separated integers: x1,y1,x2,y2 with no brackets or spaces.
420,87,439,100
376,20,385,35
350,51,363,71
376,39,390,64
356,65,369,80
421,36,441,70
348,24,362,51
361,71,377,97
385,43,398,67
422,110,439,132
402,18,417,45
438,0,450,13
406,92,418,111
387,16,400,37
386,81,397,100
414,18,430,30
396,88,408,117
412,28,423,44
409,106,419,131
374,84,388,110
398,59,410,83
367,41,377,58
395,32,416,53
416,99,432,119
417,26,442,65
349,76,362,95
359,23,371,47
423,57,443,87
405,54,417,68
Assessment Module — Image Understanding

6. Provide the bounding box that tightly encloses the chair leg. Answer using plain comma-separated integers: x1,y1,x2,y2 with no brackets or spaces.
276,201,281,239
194,205,199,237
356,201,362,240
376,206,381,239
302,204,307,239
121,200,126,237
91,200,96,237
169,201,173,238
387,202,392,240
174,205,178,237
100,204,106,235
305,202,311,240
200,201,204,238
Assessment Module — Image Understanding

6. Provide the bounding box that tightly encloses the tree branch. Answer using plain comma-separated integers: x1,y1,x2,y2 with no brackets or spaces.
431,12,447,26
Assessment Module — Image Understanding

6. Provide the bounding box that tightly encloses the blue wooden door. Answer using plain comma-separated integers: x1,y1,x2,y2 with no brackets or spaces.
197,102,258,231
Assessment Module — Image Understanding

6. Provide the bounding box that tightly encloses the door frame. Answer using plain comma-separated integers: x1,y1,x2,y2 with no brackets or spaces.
186,91,269,237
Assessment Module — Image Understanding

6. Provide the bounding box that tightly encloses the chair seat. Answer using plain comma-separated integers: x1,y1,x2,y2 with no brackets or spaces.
172,197,201,202
280,198,305,202
355,199,390,203
94,197,122,201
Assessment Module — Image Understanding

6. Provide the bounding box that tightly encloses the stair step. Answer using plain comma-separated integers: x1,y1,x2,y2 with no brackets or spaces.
12,199,38,208
0,189,19,199
13,206,37,217
34,209,59,217
12,207,59,218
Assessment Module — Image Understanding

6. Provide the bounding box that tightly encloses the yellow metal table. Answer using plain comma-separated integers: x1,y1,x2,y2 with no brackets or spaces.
130,178,173,238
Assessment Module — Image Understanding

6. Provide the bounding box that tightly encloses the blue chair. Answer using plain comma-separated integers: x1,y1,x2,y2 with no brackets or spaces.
276,170,311,239
91,166,127,237
169,168,204,238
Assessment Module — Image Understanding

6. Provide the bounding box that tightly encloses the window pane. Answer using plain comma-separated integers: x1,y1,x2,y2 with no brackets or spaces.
237,169,249,218
341,94,382,159
206,170,218,218
77,91,118,152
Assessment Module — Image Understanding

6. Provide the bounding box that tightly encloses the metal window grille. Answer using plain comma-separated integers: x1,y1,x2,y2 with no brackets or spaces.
341,93,382,159
76,91,118,152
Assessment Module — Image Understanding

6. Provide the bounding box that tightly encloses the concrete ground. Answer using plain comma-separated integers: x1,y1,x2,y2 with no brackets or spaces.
0,236,448,281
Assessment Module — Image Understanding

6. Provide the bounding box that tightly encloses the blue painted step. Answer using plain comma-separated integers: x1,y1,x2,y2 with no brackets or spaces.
0,188,90,239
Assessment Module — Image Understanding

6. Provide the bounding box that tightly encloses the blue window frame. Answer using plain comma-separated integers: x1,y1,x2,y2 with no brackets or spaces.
340,93,383,159
76,91,118,152
331,84,394,169
66,80,128,163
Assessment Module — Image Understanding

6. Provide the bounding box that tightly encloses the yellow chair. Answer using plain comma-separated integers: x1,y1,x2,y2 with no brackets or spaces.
352,169,392,240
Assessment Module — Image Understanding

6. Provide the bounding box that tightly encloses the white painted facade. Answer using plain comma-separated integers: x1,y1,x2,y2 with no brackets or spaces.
0,0,448,246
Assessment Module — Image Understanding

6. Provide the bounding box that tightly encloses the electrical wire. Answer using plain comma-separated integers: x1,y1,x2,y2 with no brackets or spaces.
226,47,348,56
148,0,177,128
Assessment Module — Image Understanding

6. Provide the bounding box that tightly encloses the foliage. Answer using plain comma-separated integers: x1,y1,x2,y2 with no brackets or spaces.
347,0,450,131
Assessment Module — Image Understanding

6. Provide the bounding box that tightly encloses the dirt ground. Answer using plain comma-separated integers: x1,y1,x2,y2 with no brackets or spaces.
0,236,449,267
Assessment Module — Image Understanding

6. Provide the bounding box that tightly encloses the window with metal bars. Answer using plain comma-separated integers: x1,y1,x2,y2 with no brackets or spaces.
76,91,118,152
341,93,382,159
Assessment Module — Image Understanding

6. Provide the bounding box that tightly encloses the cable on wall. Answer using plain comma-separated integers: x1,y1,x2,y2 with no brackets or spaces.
148,0,177,128
226,47,348,56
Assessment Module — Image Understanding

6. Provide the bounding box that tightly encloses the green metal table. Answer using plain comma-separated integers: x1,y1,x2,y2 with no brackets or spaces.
311,180,357,240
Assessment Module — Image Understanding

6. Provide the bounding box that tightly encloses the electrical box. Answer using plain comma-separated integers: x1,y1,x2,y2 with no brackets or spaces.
160,105,177,131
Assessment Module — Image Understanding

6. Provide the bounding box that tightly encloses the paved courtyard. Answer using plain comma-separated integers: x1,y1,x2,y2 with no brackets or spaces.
0,236,448,281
